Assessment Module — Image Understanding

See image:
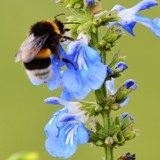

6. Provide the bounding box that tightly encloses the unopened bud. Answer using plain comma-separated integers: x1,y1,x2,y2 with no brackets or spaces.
105,137,114,145
111,103,120,110
96,140,104,146
125,79,138,91
114,62,128,73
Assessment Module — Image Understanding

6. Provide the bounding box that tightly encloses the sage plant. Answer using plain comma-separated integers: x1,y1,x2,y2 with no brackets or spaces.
16,0,160,159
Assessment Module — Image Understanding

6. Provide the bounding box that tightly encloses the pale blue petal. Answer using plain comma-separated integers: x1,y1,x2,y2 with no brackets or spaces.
45,97,63,105
71,85,91,100
83,45,101,62
120,96,130,107
153,18,160,27
106,78,116,94
75,123,89,144
44,108,67,137
134,14,160,38
51,122,77,159
61,87,73,101
81,62,106,89
62,70,83,92
45,136,77,159
67,41,81,58
45,122,87,159
47,66,61,90
130,0,158,13
111,5,126,12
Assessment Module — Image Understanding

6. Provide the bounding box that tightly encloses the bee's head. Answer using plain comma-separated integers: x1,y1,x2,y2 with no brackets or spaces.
30,21,59,36
54,19,65,34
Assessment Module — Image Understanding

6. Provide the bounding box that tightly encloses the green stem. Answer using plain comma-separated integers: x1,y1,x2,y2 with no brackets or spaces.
91,21,113,160
104,146,113,160
103,110,113,160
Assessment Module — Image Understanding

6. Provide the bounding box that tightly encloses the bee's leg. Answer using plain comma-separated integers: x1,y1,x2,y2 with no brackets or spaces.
63,36,76,41
62,58,77,70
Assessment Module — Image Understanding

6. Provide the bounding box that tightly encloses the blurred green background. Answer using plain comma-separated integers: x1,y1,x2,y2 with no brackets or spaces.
1,0,160,159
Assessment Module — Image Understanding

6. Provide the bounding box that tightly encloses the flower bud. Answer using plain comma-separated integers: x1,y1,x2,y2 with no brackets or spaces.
105,137,114,145
115,79,137,103
96,39,107,49
121,112,134,121
94,10,119,26
96,140,104,146
106,95,116,105
114,62,128,73
111,103,120,110
123,131,136,140
125,79,138,91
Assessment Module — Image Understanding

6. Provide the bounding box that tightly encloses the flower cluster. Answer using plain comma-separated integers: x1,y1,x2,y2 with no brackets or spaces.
16,0,160,159
108,0,160,37
31,33,106,100
44,97,89,158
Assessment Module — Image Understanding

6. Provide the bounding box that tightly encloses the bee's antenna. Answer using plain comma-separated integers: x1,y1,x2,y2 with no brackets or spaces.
54,13,65,19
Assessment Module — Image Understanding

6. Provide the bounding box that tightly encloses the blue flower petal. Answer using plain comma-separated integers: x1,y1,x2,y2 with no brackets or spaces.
125,79,138,90
106,78,116,94
75,123,90,144
46,65,61,90
81,62,106,89
153,18,160,27
134,14,160,38
61,87,73,101
44,108,67,137
115,62,128,72
67,41,81,58
83,45,101,63
111,0,159,37
111,5,126,12
62,70,83,92
45,122,77,159
122,22,136,36
45,121,89,159
70,85,91,100
132,0,158,13
120,96,130,107
44,100,89,158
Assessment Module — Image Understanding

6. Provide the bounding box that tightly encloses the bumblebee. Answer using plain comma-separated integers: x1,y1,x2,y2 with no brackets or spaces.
15,15,73,85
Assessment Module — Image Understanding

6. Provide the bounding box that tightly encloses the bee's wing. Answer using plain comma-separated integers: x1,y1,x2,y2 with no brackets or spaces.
15,34,48,63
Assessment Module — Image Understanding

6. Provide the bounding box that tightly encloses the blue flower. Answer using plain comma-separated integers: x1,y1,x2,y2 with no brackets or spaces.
109,0,160,37
44,97,89,159
106,78,130,106
61,33,107,100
